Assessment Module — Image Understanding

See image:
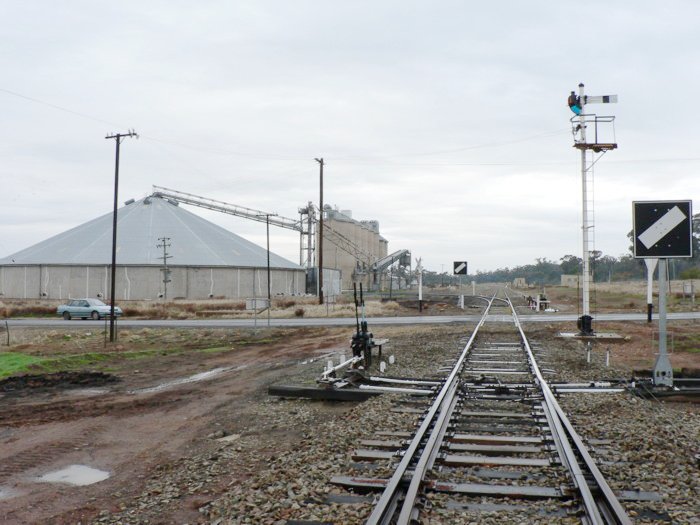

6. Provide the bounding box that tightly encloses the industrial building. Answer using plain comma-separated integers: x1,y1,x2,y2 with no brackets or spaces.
0,185,410,301
150,187,410,294
0,195,305,301
320,208,388,290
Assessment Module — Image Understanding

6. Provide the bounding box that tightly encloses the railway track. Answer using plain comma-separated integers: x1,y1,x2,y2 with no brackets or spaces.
331,292,633,524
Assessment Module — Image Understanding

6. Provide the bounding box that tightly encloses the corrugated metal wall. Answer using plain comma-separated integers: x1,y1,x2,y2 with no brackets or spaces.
0,265,305,300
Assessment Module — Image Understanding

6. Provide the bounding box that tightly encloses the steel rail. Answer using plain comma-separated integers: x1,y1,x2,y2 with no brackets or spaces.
364,295,496,525
396,380,460,523
507,295,632,525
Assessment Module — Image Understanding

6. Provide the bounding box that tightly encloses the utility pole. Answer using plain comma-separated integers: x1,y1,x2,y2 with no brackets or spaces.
315,158,324,305
105,129,138,342
256,213,276,326
157,237,172,300
266,215,271,326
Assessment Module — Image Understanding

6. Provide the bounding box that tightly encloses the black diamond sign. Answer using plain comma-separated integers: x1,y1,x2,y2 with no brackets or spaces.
633,200,693,258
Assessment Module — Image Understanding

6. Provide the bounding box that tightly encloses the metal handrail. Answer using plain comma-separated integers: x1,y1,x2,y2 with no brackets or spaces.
570,113,617,147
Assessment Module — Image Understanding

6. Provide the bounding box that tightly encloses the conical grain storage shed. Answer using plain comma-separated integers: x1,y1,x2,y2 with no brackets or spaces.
0,195,305,300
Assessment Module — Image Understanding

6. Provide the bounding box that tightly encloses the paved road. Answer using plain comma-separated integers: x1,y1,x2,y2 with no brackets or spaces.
5,311,700,329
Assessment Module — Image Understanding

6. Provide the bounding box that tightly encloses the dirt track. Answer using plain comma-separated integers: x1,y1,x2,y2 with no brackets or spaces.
0,327,350,524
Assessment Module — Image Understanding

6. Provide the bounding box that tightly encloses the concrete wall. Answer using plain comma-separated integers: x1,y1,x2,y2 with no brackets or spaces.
0,265,305,300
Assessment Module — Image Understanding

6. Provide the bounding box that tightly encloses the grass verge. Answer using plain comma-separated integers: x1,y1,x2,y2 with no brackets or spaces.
0,352,47,379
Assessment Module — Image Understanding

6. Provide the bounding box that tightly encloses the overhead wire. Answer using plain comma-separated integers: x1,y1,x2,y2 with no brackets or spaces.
0,86,574,166
0,87,124,129
330,128,571,161
4,86,700,167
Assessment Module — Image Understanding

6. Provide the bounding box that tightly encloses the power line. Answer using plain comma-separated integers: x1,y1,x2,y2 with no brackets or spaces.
6,86,700,167
0,86,572,161
0,87,124,129
330,129,571,160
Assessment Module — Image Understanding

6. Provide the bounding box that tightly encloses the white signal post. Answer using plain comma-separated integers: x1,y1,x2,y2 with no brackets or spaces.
571,83,618,335
578,83,592,323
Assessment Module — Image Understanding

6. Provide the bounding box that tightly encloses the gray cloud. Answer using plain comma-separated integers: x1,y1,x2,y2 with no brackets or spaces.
1,1,699,272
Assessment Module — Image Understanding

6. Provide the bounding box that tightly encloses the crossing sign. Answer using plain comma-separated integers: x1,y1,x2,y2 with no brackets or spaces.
453,261,468,275
633,200,693,258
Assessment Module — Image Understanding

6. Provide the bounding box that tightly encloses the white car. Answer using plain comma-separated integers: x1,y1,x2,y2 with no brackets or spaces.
57,298,123,320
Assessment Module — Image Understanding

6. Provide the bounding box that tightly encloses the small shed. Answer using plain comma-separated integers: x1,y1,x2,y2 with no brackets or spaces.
512,277,527,288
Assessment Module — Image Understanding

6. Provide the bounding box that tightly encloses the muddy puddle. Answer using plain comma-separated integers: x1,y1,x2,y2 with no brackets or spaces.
129,364,249,394
39,465,110,486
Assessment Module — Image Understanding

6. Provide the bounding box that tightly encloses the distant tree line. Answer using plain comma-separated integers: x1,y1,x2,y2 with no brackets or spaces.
472,253,647,286
468,218,700,286
421,216,700,286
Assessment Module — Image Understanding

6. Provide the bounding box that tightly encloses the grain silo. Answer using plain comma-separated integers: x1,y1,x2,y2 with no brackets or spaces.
0,195,305,300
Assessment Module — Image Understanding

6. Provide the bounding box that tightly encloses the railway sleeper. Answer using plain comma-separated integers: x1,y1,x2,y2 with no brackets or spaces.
445,443,543,455
441,454,552,467
453,424,544,434
459,410,535,418
352,449,401,461
430,480,564,499
359,439,406,449
444,500,570,517
455,417,547,427
438,466,552,482
330,476,565,501
450,432,545,444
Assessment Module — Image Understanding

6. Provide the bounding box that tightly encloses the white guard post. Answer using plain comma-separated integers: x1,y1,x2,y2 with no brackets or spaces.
416,257,423,312
644,258,658,323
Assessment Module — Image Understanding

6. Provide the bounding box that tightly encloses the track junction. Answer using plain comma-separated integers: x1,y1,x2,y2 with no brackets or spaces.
328,291,643,524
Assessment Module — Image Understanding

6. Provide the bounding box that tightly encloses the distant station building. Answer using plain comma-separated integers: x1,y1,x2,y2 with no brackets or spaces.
0,195,305,301
512,277,527,288
561,274,579,287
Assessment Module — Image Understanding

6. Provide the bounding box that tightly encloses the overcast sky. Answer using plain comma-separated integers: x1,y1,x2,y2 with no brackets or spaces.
2,1,699,274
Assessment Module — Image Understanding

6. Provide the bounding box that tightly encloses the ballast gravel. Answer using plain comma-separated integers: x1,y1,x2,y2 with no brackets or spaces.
96,323,699,525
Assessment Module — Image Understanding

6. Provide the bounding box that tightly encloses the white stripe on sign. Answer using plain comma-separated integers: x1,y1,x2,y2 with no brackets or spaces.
585,94,618,104
638,206,686,249
454,262,467,273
